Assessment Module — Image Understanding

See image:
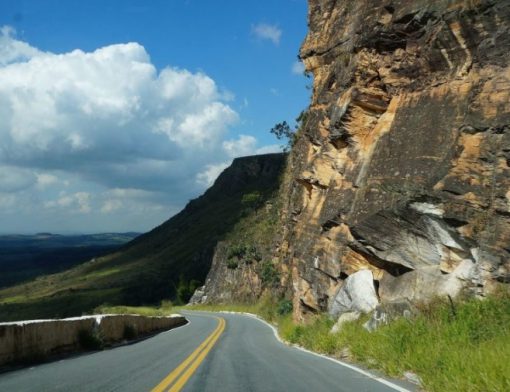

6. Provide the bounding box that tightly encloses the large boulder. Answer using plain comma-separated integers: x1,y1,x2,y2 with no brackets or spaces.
379,260,479,303
363,300,416,332
329,269,379,317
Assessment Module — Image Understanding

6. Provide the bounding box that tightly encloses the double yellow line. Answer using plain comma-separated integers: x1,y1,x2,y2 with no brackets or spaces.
152,316,226,392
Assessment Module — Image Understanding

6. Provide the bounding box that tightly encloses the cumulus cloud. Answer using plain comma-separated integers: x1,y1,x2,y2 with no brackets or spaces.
0,27,241,194
223,135,257,158
252,23,282,45
291,60,305,75
0,32,237,172
0,26,279,233
45,192,91,214
196,162,230,187
0,26,43,65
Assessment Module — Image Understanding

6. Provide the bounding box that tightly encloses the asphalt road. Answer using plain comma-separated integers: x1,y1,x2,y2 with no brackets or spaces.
0,312,414,392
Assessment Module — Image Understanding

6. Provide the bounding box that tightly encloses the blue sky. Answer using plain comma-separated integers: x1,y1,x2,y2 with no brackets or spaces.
0,0,309,233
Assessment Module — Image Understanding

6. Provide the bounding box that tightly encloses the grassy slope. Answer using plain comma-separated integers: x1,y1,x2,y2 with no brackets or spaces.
0,154,286,321
0,233,139,289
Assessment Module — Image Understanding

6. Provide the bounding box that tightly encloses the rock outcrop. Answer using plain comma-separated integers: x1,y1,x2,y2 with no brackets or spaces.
281,0,510,320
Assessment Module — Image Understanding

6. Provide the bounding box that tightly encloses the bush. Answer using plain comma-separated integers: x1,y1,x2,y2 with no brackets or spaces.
259,261,280,286
241,192,263,209
227,244,247,259
160,299,173,311
123,324,138,340
176,276,201,305
78,328,104,350
277,299,293,316
226,258,239,269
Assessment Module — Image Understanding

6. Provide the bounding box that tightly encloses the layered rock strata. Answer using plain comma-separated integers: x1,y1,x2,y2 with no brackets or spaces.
284,0,510,320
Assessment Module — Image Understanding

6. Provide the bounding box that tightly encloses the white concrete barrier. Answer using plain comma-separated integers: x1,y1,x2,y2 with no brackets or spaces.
0,314,187,367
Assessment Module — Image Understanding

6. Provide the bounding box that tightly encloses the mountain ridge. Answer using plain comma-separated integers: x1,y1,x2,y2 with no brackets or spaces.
0,153,287,321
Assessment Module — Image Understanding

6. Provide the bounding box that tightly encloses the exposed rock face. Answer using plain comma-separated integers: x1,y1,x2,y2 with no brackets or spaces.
189,242,264,304
284,0,510,319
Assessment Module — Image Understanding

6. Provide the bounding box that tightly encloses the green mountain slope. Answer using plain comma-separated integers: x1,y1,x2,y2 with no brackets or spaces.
0,153,286,321
0,233,140,289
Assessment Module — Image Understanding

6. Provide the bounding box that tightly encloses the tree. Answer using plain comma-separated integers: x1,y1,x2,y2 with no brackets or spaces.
270,111,308,152
270,121,295,152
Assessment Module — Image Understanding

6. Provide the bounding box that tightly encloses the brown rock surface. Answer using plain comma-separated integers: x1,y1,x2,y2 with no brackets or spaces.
282,0,510,317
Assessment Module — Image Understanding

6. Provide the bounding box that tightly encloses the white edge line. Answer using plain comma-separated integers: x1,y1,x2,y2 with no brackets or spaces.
187,310,412,392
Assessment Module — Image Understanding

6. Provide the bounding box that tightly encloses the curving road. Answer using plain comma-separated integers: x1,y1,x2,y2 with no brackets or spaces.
0,312,415,391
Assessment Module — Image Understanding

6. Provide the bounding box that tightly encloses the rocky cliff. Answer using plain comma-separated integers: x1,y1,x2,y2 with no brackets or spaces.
280,0,510,320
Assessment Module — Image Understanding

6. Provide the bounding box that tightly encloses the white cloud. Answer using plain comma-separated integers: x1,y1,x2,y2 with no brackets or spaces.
291,61,305,75
45,192,91,214
252,23,282,45
101,199,123,213
0,26,43,66
197,135,282,187
196,162,230,187
0,26,280,233
0,27,242,195
256,144,282,154
222,134,282,158
36,173,59,189
0,28,238,169
223,135,257,158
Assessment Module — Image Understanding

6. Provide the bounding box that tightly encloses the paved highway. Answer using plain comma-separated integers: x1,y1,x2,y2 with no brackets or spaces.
0,312,414,391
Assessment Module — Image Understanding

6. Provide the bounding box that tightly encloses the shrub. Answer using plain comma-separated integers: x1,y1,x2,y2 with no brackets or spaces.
160,299,173,311
176,276,201,305
78,328,104,350
241,192,263,209
123,324,138,340
227,244,247,259
259,261,280,286
277,299,293,316
226,258,239,269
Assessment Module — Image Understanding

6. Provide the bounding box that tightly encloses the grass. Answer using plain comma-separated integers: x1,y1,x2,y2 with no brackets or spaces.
180,291,510,392
94,301,174,317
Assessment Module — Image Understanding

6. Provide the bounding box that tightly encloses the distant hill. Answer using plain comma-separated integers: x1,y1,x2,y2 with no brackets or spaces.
0,153,286,321
0,233,140,289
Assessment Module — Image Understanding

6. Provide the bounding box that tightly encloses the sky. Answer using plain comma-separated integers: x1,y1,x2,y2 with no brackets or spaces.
0,0,309,234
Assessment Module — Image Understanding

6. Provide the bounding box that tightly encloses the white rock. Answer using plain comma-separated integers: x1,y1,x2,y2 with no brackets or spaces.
410,202,444,217
329,269,379,317
330,311,360,334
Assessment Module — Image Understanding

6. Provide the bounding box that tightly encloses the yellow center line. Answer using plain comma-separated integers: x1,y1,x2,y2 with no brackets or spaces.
151,316,226,392
167,317,225,392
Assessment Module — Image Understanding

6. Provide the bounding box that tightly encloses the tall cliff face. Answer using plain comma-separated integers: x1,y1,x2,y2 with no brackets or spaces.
284,0,510,319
